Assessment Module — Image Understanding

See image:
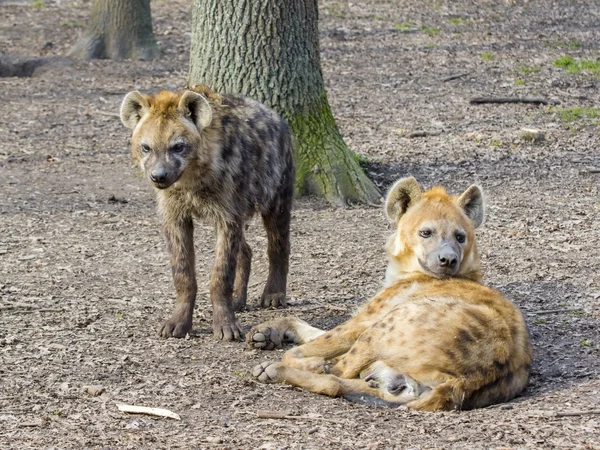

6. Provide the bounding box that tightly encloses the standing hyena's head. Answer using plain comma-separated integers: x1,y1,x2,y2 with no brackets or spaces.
384,177,485,284
119,90,213,189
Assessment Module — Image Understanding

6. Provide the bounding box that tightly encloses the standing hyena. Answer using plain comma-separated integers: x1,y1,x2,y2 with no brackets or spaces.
120,85,295,341
247,178,532,411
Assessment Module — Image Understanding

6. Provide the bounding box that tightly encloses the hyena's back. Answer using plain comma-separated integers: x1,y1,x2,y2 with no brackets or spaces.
193,90,295,216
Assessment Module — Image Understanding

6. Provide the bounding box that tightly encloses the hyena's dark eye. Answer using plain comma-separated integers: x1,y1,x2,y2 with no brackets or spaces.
456,233,466,244
141,144,151,153
170,143,186,154
419,229,432,238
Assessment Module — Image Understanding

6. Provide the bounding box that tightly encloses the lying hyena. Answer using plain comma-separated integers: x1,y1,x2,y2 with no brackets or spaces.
248,177,532,411
120,85,295,341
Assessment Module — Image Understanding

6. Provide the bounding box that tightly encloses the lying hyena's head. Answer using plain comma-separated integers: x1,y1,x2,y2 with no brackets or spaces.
384,177,484,284
120,90,212,189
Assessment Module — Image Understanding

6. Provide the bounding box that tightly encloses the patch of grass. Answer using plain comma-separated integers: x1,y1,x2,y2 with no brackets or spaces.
61,20,83,28
29,0,45,7
353,152,369,167
490,140,501,147
480,52,494,62
549,41,583,49
568,308,585,316
373,15,382,21
558,107,600,123
394,21,414,32
233,370,245,377
519,66,541,74
449,17,471,25
420,26,441,36
580,338,592,348
554,55,576,69
325,2,345,18
533,318,547,325
554,55,600,75
514,79,525,86
116,311,123,319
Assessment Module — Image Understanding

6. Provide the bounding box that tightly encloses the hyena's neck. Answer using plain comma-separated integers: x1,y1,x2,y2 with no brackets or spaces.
384,253,483,286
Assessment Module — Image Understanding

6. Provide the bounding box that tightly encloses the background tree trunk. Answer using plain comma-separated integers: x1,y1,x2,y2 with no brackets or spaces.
188,0,381,206
69,0,159,60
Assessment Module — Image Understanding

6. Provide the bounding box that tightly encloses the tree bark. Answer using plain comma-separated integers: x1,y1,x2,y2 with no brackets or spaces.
188,0,381,206
69,0,159,60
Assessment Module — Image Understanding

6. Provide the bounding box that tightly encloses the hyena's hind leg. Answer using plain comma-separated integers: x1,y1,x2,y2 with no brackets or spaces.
260,200,292,309
247,317,326,350
232,235,252,312
252,362,382,399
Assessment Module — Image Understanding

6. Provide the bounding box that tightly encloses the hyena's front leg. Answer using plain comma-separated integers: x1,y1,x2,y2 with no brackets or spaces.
255,318,368,373
260,203,291,308
210,221,244,341
159,217,196,338
247,317,326,350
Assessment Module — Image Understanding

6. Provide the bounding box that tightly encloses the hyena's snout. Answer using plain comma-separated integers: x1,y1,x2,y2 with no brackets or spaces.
150,168,169,185
147,161,179,189
437,246,458,269
424,241,461,277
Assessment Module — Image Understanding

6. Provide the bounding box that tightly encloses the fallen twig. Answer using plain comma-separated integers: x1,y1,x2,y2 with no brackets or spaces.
532,409,600,417
116,403,181,420
556,410,600,417
0,304,61,313
442,72,471,82
406,130,442,138
255,410,345,424
580,167,600,174
93,109,121,118
470,97,560,106
526,309,583,315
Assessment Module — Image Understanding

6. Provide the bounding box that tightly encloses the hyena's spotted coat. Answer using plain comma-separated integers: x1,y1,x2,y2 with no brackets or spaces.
248,178,532,411
120,85,295,341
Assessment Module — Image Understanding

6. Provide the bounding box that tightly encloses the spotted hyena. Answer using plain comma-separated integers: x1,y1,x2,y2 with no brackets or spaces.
120,85,295,341
248,177,532,411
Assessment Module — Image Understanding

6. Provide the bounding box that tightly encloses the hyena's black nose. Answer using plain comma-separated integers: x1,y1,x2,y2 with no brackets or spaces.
438,249,457,268
150,170,168,184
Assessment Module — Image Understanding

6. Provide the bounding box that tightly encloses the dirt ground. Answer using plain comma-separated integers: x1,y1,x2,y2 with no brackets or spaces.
1,0,599,448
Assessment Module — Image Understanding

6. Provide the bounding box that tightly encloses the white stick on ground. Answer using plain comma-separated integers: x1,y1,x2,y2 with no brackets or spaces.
115,403,181,420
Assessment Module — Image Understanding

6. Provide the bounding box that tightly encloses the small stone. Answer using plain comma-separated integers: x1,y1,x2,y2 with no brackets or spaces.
519,128,546,143
205,437,223,444
84,385,105,396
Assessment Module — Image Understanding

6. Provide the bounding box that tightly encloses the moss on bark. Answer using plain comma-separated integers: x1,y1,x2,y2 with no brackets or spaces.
188,0,380,205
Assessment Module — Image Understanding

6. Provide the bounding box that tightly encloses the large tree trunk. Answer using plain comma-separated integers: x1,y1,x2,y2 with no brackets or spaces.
188,0,381,206
69,0,159,60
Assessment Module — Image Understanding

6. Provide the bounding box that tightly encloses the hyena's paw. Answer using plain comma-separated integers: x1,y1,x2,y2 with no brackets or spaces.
212,317,243,341
246,325,284,350
259,292,287,309
252,361,282,383
158,316,192,339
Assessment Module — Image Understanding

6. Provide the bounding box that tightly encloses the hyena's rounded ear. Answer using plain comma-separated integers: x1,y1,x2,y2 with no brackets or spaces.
385,177,422,223
178,91,212,129
458,185,485,228
120,91,150,129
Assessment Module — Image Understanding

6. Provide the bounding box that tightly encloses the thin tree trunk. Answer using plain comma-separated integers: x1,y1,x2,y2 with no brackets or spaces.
69,0,159,60
188,0,381,206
